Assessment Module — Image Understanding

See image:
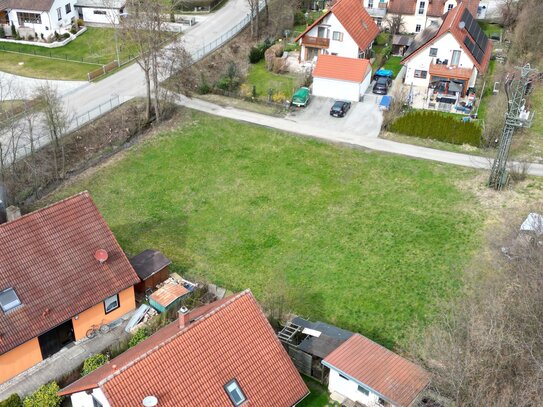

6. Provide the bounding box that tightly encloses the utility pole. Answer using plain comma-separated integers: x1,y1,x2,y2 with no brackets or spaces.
488,63,537,190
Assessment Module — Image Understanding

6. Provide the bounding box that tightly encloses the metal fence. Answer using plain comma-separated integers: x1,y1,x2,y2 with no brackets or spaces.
73,95,122,130
0,44,106,65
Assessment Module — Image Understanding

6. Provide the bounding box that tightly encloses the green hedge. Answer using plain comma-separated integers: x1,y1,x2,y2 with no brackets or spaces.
22,383,61,407
0,394,22,407
81,353,108,377
128,327,150,348
390,110,481,146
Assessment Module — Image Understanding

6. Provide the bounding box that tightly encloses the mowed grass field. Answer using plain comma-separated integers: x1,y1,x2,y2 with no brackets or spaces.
52,110,482,348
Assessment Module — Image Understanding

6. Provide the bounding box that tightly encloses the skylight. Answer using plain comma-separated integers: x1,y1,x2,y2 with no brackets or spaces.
224,380,246,406
0,288,21,312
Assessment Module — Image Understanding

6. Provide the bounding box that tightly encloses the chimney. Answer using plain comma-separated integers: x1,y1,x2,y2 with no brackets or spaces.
178,307,190,329
6,206,21,222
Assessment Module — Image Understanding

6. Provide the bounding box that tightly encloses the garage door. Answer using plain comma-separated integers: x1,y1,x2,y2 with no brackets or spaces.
313,77,361,102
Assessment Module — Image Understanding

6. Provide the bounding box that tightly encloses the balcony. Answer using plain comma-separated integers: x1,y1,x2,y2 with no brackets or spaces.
301,36,330,48
365,7,387,18
429,63,473,80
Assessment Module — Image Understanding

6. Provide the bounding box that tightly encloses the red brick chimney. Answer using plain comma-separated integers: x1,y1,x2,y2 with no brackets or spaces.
178,307,190,329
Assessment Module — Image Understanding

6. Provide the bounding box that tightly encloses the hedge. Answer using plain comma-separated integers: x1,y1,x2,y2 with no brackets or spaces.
81,353,108,377
22,383,61,407
128,327,150,348
0,394,21,407
390,110,481,146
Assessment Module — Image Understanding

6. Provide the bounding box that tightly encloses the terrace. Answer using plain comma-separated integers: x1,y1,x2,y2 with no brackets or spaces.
301,35,330,48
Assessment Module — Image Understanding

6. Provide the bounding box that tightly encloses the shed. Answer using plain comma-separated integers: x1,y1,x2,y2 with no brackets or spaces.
392,34,413,56
312,55,372,102
130,250,171,294
149,282,190,313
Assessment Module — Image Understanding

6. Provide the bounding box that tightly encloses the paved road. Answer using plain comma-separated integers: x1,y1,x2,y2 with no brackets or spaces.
176,94,543,176
0,72,84,100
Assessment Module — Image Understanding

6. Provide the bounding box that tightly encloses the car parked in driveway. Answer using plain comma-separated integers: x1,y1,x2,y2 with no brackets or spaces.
373,76,391,95
291,87,310,107
330,100,351,117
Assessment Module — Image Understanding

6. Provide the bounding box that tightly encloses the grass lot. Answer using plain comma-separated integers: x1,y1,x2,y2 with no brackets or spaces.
512,87,543,161
382,56,403,77
246,60,301,98
0,53,96,80
476,59,497,121
51,109,482,348
299,377,329,407
478,21,503,38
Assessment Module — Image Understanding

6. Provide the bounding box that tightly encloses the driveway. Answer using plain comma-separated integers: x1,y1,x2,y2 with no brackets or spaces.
286,96,383,140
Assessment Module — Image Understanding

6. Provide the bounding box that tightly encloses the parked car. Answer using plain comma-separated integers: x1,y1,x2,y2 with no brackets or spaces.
330,100,351,117
373,69,394,82
291,87,310,107
373,76,391,95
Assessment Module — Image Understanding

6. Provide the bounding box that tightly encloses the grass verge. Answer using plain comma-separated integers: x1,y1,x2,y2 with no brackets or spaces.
299,377,329,407
246,60,301,98
382,56,403,77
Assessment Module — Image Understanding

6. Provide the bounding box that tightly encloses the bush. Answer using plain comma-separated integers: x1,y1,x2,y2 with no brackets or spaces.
77,19,84,27
0,394,22,407
390,110,482,146
239,83,254,99
248,39,273,64
81,353,108,376
23,383,61,407
61,33,70,40
271,91,287,103
197,73,211,95
0,25,5,39
294,11,306,26
128,327,149,348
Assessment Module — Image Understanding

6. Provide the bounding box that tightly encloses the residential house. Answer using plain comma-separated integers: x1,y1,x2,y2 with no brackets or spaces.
323,334,430,406
295,0,379,62
59,290,309,407
0,0,77,39
74,0,125,25
0,192,140,384
312,54,372,101
401,2,492,111
378,0,480,34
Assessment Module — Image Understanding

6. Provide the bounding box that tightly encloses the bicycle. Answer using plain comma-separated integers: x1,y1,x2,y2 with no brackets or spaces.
86,321,111,339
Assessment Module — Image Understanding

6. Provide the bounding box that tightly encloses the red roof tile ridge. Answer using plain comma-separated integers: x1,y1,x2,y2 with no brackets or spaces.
96,289,253,387
0,191,91,228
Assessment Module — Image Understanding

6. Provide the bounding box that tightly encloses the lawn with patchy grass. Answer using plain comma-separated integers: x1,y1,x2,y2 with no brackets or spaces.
246,60,301,98
0,52,96,80
478,21,502,38
51,109,482,348
382,56,403,77
299,377,329,407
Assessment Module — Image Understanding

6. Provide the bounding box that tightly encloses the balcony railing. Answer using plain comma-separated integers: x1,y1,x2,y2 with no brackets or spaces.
429,63,473,79
301,36,330,48
365,7,387,18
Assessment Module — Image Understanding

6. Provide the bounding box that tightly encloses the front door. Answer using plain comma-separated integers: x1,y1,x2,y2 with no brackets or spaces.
38,320,75,359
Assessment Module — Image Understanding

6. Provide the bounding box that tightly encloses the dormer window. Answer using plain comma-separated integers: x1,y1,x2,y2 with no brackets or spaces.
0,288,21,313
224,379,246,406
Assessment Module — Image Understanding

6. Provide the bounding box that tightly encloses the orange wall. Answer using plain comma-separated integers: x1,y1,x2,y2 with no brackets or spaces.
72,286,136,341
0,337,43,384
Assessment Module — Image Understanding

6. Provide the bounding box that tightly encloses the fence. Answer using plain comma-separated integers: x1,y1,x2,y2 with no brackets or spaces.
73,95,122,130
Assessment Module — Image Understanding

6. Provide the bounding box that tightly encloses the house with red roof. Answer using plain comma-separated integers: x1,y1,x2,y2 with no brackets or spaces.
59,290,309,407
312,54,373,101
322,334,430,406
295,0,379,62
400,2,492,112
0,192,140,384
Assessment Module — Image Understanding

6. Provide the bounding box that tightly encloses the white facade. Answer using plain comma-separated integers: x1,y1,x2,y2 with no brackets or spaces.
387,0,459,34
77,6,120,24
70,388,111,407
328,368,389,407
5,0,76,39
403,32,478,88
313,69,371,102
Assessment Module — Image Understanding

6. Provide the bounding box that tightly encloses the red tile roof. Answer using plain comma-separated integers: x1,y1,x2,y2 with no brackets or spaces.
313,55,372,82
323,334,430,407
0,192,140,355
401,2,492,73
60,291,309,407
149,282,189,308
295,0,379,51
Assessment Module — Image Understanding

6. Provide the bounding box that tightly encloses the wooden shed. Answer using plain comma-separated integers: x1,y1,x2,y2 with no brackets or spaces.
149,282,190,313
130,250,172,295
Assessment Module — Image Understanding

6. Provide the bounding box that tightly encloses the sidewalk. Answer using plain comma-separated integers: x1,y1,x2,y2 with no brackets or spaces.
0,313,133,400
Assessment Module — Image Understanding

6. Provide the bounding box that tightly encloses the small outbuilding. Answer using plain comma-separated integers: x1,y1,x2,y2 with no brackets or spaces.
312,55,372,102
75,0,126,24
392,34,413,56
149,282,190,313
130,249,171,295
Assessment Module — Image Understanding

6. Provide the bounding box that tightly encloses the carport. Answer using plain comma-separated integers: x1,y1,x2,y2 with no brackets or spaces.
312,55,372,102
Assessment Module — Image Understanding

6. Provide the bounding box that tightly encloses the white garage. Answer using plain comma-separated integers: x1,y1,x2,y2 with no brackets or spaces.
312,54,372,102
75,0,125,24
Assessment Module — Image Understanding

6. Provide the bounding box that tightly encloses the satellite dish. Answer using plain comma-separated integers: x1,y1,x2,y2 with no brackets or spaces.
459,21,466,30
142,396,158,407
94,249,109,264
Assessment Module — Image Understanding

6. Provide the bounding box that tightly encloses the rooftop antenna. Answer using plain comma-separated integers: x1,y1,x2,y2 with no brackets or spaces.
488,63,538,190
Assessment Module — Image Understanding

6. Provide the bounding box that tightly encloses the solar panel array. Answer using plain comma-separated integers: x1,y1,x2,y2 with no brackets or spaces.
460,9,488,65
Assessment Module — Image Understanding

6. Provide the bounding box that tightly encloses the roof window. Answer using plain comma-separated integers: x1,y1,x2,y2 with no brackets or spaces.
0,288,21,312
224,379,246,406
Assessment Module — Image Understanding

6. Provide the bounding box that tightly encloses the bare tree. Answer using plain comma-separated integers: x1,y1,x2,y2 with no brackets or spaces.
247,0,260,38
510,0,543,64
386,14,405,36
499,0,523,28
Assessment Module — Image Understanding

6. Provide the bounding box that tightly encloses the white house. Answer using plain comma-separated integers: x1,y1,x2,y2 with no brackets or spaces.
312,54,372,101
295,0,379,62
373,0,480,34
401,2,492,110
0,0,77,39
322,334,430,407
74,0,125,25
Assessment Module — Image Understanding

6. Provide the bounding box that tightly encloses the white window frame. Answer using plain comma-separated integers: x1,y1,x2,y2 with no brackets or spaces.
358,384,370,396
429,47,438,57
368,0,374,8
332,31,343,41
104,294,120,314
224,380,246,406
414,70,428,79
415,24,422,32
57,7,62,21
447,4,454,11
65,3,72,14
418,1,426,15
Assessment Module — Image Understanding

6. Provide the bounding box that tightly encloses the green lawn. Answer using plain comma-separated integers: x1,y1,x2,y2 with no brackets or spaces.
246,60,301,98
51,109,482,348
382,56,403,77
0,52,97,80
299,377,329,407
478,21,503,38
476,59,497,121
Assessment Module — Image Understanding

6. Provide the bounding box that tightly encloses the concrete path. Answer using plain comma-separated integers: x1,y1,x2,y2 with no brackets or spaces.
0,71,85,100
176,94,543,176
0,314,133,400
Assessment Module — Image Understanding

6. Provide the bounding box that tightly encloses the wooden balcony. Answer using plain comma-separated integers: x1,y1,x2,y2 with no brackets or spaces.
429,63,473,80
301,36,330,49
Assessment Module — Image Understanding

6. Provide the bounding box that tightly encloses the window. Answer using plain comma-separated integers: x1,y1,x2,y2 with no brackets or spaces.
65,3,72,14
92,396,103,407
94,10,107,15
104,294,120,314
414,70,427,79
57,7,62,20
451,50,461,66
418,1,426,15
415,24,422,32
17,12,41,25
429,47,438,57
224,380,246,406
447,3,454,11
368,0,374,8
0,288,21,313
339,373,349,380
332,31,343,41
358,385,370,396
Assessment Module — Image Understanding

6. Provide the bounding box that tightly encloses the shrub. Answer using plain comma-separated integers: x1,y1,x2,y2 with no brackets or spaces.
61,33,70,40
239,83,253,99
294,11,306,26
0,25,5,39
197,73,211,94
10,23,16,38
128,327,149,348
23,383,61,407
390,110,482,146
0,394,22,407
271,91,287,103
81,353,108,376
249,46,263,64
77,19,84,27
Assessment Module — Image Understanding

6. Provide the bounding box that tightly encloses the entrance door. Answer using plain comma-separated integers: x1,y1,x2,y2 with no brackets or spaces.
38,320,75,359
